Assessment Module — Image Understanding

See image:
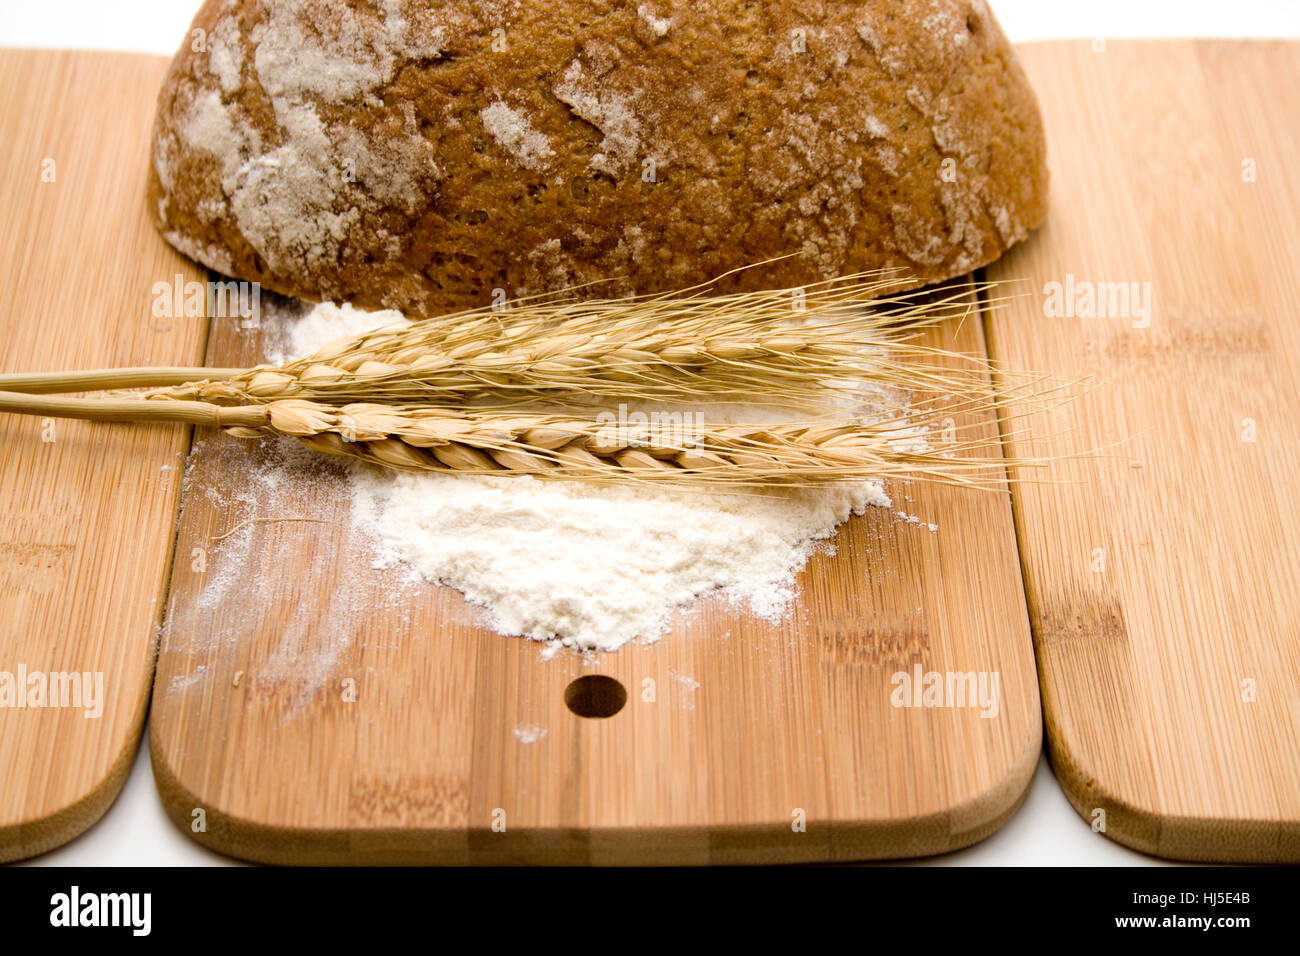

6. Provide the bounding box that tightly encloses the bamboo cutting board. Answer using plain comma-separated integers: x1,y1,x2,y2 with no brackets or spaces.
17,40,1298,866
984,40,1300,862
149,288,1040,865
0,51,208,862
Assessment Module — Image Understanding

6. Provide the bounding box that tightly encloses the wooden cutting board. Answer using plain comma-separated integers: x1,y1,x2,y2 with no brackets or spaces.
985,40,1300,862
15,40,1298,865
0,47,1041,866
149,289,1039,864
0,51,208,862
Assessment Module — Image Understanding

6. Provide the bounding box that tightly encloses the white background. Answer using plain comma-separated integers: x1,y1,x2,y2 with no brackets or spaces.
4,1,1299,866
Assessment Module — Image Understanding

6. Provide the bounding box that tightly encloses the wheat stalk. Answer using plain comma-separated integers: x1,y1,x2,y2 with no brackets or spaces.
0,391,1028,487
0,274,1007,411
0,270,1063,485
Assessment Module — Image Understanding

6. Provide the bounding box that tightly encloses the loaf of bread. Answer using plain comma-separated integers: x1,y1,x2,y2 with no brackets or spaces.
150,0,1048,315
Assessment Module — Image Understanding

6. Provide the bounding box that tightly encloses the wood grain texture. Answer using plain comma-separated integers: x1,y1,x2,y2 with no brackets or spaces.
0,50,208,862
150,289,1040,864
985,40,1300,862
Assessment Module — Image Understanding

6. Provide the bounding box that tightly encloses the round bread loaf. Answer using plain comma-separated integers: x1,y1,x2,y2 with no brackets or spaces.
150,0,1048,315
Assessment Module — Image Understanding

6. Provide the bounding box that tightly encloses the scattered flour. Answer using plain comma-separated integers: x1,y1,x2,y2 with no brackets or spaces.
269,300,413,363
479,100,555,170
552,61,643,174
513,723,548,744
637,5,673,37
670,670,701,709
350,465,890,652
163,431,391,715
864,115,890,139
259,300,903,655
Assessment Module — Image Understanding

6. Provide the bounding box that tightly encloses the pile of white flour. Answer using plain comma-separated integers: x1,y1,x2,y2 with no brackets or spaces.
266,302,898,653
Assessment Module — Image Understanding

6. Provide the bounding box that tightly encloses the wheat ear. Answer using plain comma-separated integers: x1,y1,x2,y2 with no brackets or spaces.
0,392,1021,486
0,275,1005,410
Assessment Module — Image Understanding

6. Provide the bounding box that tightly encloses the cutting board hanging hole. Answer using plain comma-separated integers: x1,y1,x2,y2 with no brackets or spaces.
564,676,627,719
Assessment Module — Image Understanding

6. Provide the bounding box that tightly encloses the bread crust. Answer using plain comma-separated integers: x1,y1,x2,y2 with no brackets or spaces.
150,0,1048,314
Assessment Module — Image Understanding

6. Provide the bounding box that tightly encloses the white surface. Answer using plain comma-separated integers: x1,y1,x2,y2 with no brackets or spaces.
3,0,1300,52
8,0,1298,866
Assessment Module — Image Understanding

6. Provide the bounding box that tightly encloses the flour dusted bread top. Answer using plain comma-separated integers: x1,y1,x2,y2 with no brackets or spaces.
150,0,1048,314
